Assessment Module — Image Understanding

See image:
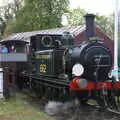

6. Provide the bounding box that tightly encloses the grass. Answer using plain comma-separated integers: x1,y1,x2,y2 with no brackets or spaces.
0,92,55,120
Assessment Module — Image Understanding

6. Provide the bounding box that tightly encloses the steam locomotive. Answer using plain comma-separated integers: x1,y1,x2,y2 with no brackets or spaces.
17,14,120,109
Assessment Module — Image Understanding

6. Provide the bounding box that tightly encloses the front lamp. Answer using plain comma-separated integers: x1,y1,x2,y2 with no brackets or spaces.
72,63,84,76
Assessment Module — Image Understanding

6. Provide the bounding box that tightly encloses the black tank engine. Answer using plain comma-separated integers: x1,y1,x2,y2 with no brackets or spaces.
17,14,120,110
30,33,112,82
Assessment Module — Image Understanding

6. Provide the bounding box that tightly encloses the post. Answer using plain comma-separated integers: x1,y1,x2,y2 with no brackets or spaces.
0,68,4,98
114,0,119,81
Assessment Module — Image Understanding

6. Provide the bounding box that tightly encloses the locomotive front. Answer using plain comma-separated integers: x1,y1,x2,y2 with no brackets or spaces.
67,40,112,82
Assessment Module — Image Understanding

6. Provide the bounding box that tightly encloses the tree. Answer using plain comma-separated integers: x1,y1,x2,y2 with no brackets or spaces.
0,4,13,35
67,7,86,26
0,0,21,37
3,19,15,36
12,0,69,33
95,14,114,39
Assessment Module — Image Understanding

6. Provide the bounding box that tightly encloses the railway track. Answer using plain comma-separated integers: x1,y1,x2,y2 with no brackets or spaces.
85,102,120,116
107,108,120,115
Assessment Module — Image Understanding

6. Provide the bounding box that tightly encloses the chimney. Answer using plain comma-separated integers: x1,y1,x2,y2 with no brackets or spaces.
85,14,95,40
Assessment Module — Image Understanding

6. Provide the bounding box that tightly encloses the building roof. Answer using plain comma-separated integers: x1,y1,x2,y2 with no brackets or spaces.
0,25,85,43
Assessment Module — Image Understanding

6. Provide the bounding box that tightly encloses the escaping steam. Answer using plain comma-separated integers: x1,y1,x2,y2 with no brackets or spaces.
44,99,79,116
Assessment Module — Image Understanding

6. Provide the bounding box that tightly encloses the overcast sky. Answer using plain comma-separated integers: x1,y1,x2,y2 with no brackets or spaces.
0,0,13,6
0,0,118,15
69,0,115,15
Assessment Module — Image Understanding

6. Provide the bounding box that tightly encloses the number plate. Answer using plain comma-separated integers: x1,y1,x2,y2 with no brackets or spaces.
40,64,46,73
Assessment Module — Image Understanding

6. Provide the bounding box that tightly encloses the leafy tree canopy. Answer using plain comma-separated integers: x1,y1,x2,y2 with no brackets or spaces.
95,14,114,39
0,0,21,37
1,1,114,40
67,7,86,26
12,0,69,33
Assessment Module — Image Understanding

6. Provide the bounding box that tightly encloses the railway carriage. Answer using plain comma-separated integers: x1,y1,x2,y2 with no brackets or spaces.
0,35,29,97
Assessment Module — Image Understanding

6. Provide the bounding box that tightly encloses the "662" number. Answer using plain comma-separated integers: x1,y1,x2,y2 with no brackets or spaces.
40,64,46,73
